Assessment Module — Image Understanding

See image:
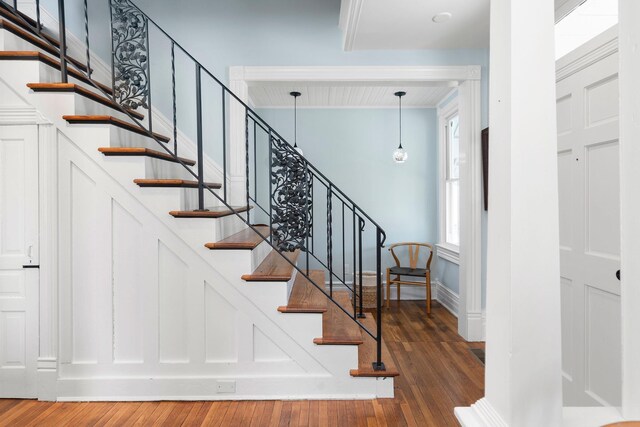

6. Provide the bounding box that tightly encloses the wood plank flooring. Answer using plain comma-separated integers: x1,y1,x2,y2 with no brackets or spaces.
0,301,484,426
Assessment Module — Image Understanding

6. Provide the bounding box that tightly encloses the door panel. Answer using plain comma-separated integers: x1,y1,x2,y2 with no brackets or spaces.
557,48,621,407
0,125,38,398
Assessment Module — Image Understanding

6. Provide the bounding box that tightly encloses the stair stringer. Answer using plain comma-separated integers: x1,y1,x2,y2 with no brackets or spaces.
0,59,394,399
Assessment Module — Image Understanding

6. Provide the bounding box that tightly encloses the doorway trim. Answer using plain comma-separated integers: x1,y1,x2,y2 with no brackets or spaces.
227,65,484,341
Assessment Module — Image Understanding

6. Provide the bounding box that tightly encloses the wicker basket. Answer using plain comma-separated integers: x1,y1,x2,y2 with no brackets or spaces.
352,271,378,309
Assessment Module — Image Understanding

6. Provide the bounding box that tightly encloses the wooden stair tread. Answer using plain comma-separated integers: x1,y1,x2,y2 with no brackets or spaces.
169,206,252,218
98,147,196,166
313,291,363,345
133,178,221,189
28,83,144,120
278,270,327,313
63,115,170,143
0,51,113,95
241,250,300,282
350,314,399,378
205,225,269,250
0,17,89,73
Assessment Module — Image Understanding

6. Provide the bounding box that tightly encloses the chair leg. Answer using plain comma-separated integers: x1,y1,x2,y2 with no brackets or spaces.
386,268,391,309
426,271,432,314
396,276,401,303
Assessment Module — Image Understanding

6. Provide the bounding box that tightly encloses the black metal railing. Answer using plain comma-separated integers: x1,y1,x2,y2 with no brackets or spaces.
0,0,388,371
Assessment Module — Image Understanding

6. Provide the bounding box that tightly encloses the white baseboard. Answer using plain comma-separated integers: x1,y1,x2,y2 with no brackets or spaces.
455,398,508,427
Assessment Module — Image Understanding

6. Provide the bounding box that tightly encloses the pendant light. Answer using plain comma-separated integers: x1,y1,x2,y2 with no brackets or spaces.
393,91,408,163
290,91,303,155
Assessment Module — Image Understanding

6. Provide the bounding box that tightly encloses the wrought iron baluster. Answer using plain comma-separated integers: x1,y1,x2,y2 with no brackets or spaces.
35,0,41,35
223,87,228,203
352,209,357,318
171,41,177,155
358,216,365,318
110,0,150,114
268,132,273,244
327,186,333,297
195,64,206,211
253,121,257,206
373,227,385,371
244,106,250,221
342,203,345,284
57,0,68,83
83,0,91,77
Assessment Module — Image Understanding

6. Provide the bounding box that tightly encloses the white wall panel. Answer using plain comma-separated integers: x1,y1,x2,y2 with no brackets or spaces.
0,311,25,368
0,138,25,257
205,281,237,362
585,140,620,258
70,163,100,364
158,241,189,363
585,285,622,405
112,200,144,363
586,75,619,128
253,325,290,362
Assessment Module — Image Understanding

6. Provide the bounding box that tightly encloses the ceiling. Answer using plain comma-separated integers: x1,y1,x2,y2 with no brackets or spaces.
249,85,456,108
339,0,490,50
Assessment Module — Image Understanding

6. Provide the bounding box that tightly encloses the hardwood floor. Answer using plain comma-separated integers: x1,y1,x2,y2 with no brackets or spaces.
0,301,484,426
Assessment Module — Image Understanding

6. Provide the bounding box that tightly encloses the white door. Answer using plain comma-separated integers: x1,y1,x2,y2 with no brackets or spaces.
0,125,39,398
556,33,621,406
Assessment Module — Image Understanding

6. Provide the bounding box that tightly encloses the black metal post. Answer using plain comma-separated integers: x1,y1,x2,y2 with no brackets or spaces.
352,209,357,318
195,64,206,211
304,164,310,275
35,0,41,35
373,227,385,371
327,186,333,298
57,0,68,83
244,106,250,222
144,16,153,132
253,121,257,205
268,131,273,244
358,217,365,319
223,87,228,203
83,0,91,77
171,41,177,155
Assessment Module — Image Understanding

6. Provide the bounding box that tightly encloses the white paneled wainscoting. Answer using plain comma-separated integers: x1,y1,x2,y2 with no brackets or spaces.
0,54,394,401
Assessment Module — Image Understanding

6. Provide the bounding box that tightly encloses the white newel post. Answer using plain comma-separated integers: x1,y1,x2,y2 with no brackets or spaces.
455,0,563,425
37,122,58,401
228,68,250,208
620,0,640,419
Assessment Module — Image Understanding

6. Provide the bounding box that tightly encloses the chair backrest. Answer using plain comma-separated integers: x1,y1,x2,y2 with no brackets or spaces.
388,242,434,270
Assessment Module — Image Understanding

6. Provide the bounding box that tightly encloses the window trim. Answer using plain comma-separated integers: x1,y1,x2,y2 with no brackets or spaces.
438,96,460,263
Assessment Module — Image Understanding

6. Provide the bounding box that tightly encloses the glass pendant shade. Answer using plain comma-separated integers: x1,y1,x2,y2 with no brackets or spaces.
393,147,408,163
295,146,304,155
393,91,408,164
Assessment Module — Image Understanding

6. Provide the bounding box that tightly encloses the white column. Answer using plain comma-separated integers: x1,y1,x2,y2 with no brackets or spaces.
458,78,484,342
620,0,640,419
455,0,563,425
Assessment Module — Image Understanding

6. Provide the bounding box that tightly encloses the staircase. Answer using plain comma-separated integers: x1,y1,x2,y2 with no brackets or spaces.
0,0,397,401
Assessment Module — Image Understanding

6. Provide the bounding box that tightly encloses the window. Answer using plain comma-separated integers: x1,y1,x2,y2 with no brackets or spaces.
437,97,460,264
445,114,460,247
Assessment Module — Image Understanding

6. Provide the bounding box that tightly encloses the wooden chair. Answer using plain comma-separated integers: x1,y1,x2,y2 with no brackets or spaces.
386,242,434,314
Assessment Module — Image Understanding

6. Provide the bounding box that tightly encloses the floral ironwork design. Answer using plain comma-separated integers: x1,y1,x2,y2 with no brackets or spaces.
270,137,313,252
110,0,149,110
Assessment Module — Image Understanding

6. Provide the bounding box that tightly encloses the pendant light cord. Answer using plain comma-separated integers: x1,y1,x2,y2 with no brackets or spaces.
398,94,403,149
294,95,298,148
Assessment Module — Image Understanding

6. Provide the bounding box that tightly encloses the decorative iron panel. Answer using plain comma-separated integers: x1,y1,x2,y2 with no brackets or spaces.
110,0,149,110
270,137,313,252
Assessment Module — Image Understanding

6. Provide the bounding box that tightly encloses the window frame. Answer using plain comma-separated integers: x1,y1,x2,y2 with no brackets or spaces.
437,96,460,264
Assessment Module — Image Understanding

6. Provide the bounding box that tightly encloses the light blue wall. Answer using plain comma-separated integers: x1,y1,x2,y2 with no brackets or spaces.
255,107,438,274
